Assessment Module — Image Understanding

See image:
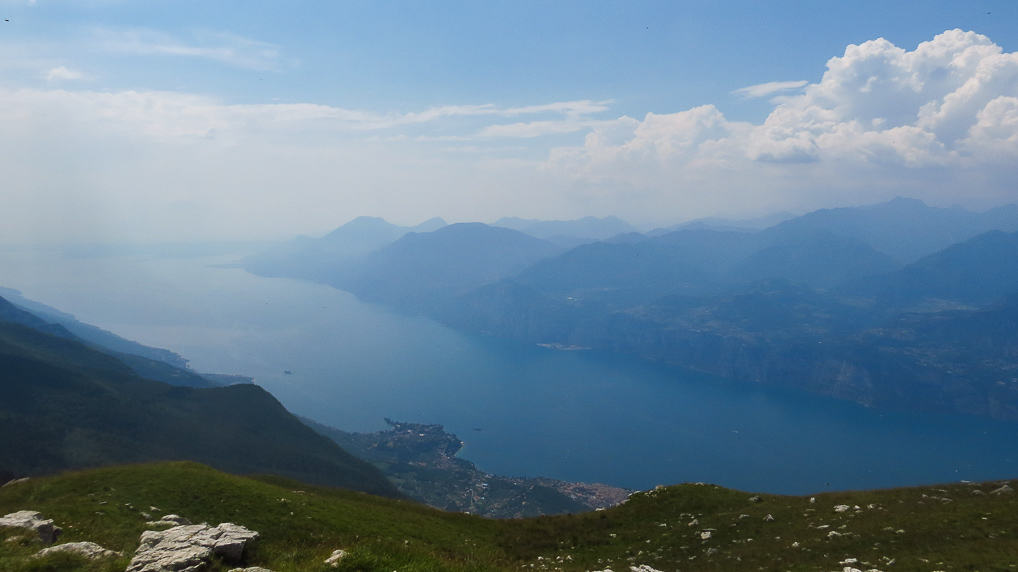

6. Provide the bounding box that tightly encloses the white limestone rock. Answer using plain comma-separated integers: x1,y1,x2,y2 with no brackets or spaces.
0,511,61,544
126,522,259,572
146,514,193,528
991,483,1014,495
325,548,348,567
2,477,29,488
35,541,119,560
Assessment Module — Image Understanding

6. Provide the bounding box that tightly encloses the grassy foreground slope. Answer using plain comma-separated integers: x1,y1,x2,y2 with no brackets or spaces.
3,462,1018,571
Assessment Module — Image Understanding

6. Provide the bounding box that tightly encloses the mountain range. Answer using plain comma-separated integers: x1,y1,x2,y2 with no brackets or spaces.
243,198,1018,420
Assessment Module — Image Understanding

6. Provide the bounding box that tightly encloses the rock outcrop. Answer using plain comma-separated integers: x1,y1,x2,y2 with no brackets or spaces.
35,541,119,560
0,510,61,543
126,522,259,572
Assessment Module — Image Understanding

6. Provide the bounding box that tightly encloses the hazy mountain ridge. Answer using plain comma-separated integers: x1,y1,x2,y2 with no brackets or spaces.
0,289,225,389
242,215,447,282
0,299,399,497
0,287,190,371
321,222,565,314
240,198,1018,419
762,197,1018,263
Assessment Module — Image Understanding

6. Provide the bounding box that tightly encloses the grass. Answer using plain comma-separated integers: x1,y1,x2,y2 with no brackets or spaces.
2,462,1018,571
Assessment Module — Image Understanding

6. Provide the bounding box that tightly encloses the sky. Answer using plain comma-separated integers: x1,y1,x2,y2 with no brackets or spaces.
2,0,1018,243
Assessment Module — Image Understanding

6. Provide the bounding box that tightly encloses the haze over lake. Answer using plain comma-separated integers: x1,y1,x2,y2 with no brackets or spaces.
4,246,1017,494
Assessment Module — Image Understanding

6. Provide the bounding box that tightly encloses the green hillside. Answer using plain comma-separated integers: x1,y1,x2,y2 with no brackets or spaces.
3,462,1018,571
0,319,398,498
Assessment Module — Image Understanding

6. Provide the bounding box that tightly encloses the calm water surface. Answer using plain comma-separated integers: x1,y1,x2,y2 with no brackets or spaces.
3,246,1017,494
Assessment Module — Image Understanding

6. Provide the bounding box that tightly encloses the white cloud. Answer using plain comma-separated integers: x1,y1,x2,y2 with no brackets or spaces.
732,80,808,99
44,65,84,82
91,27,284,71
0,87,609,243
546,29,1018,217
6,29,1018,243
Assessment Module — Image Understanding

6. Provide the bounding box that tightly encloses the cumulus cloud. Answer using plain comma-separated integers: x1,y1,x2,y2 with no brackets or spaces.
732,80,808,99
547,29,1018,216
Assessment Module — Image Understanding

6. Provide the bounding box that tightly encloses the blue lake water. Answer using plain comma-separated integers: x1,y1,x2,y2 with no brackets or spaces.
3,246,1018,494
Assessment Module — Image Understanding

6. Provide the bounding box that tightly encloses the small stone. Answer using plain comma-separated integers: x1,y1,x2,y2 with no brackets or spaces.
991,484,1014,495
699,531,712,540
2,477,29,488
763,513,775,522
834,505,850,512
748,496,762,503
325,548,347,567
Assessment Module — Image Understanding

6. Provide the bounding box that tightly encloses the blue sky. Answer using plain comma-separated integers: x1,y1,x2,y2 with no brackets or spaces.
3,0,1018,242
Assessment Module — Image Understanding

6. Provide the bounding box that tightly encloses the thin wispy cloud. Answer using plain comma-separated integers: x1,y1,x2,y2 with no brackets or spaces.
478,117,622,138
91,27,283,71
732,80,808,99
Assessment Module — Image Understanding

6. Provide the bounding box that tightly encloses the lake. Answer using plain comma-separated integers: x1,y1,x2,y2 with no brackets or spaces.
3,245,1018,494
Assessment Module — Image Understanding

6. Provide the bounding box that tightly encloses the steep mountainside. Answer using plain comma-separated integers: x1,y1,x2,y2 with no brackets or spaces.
848,230,1018,307
0,315,398,497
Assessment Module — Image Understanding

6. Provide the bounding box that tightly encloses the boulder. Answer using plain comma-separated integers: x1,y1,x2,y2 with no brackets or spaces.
126,522,259,572
0,511,61,543
35,541,119,560
2,477,29,488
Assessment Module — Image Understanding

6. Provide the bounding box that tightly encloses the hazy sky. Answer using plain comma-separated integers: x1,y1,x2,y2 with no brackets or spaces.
3,0,1018,243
